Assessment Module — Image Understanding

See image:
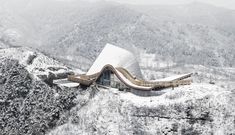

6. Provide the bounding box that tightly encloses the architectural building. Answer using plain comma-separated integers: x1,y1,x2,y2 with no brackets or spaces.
68,44,192,91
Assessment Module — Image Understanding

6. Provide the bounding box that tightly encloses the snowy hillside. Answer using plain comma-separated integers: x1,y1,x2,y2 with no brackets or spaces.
48,85,235,135
0,47,80,84
0,47,234,135
0,49,85,134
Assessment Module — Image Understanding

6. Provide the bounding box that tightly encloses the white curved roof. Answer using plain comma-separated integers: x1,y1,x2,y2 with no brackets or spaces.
87,43,142,78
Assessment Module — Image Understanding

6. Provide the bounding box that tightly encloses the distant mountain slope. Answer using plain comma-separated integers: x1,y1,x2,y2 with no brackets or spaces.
53,3,235,68
128,2,235,33
0,0,234,70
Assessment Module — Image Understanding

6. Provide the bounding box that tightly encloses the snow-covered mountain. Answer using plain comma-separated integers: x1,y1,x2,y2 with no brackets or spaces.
0,1,235,134
0,0,235,70
0,47,84,134
0,47,234,135
48,86,235,135
129,2,235,33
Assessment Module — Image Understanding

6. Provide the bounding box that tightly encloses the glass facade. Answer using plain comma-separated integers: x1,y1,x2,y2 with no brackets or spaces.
97,69,111,86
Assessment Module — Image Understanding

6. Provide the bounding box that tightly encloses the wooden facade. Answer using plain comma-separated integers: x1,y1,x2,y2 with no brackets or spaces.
68,64,193,91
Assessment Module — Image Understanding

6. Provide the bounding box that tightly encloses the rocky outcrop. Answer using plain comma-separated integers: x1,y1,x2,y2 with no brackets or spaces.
0,59,91,135
48,85,235,135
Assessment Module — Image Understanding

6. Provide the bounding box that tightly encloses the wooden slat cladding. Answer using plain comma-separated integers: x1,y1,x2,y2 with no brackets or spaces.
68,64,193,91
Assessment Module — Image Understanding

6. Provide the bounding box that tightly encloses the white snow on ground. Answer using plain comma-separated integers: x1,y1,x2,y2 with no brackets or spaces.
47,82,235,135
0,47,81,79
87,43,142,78
53,79,80,88
152,73,192,82
119,83,228,107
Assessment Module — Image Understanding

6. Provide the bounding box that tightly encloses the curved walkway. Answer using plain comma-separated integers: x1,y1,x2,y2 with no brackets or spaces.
68,64,192,91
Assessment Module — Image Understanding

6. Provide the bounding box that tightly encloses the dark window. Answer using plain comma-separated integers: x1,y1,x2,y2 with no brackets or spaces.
97,69,111,86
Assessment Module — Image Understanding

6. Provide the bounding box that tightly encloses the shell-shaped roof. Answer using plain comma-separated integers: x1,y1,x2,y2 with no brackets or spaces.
87,43,142,78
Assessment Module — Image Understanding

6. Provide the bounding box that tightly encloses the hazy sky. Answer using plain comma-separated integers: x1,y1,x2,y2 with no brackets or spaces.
107,0,235,10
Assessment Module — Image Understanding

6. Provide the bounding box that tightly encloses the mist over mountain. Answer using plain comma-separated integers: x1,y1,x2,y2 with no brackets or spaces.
0,0,234,71
129,2,235,33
